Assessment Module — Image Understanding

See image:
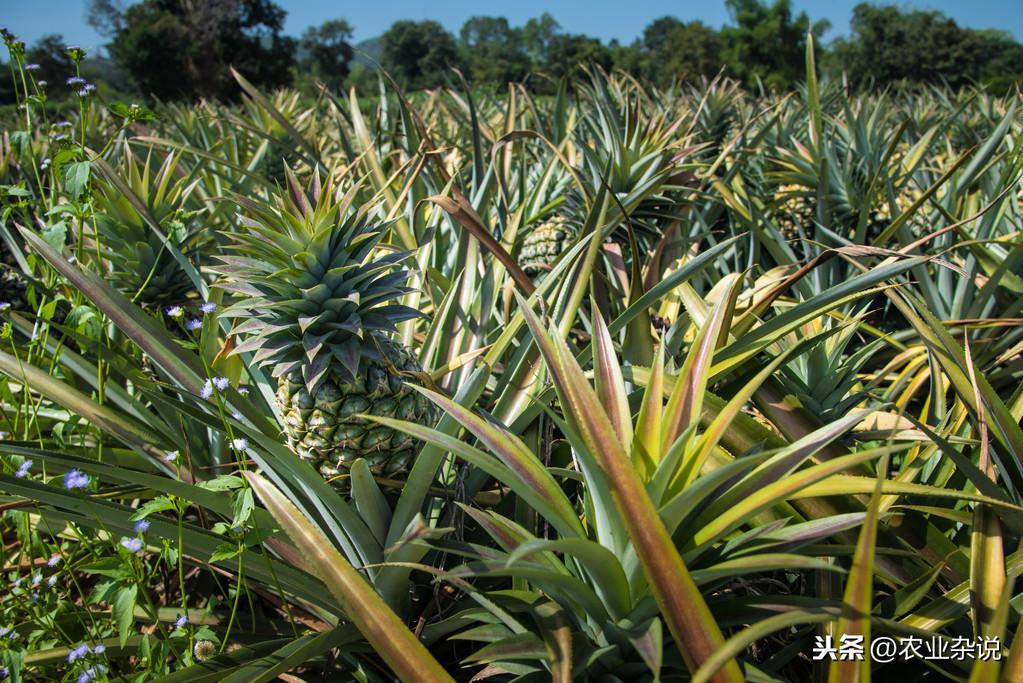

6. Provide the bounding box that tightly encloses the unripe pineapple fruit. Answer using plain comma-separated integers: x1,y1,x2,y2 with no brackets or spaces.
215,168,438,484
276,338,435,479
773,184,817,241
774,184,895,243
519,215,577,276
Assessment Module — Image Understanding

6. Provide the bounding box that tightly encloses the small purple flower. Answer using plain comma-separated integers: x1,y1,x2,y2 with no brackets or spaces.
237,387,249,396
0,665,8,678
133,519,150,534
199,301,217,314
56,120,72,128
231,438,248,451
212,376,229,391
68,642,90,662
185,318,202,331
165,305,183,318
164,450,179,462
31,572,42,585
199,379,213,400
77,670,94,683
24,63,39,71
15,460,32,478
63,469,90,490
47,554,60,567
231,410,242,420
174,614,188,628
37,79,47,87
120,537,143,553
0,626,11,638
92,644,105,654
66,76,85,86
46,575,57,587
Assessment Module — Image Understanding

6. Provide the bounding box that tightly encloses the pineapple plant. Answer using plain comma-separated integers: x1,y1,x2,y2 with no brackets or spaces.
770,96,923,245
216,169,438,482
91,149,206,310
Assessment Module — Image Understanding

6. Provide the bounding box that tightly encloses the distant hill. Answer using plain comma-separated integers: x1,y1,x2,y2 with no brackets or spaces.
351,37,382,68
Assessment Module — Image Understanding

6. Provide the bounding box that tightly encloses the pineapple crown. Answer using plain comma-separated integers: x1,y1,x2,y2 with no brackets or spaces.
214,167,421,392
93,149,203,308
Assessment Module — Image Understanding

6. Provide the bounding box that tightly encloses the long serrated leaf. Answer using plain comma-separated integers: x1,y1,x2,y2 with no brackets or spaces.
243,472,454,683
828,457,886,683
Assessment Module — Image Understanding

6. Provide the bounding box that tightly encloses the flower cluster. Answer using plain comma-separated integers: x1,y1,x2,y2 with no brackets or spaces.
77,665,107,683
167,300,216,332
63,469,90,490
1,27,26,55
199,376,231,400
65,45,86,62
67,643,91,662
67,641,107,683
120,537,144,554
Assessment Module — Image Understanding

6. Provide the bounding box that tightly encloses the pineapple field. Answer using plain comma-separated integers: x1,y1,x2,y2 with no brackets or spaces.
3,29,1023,683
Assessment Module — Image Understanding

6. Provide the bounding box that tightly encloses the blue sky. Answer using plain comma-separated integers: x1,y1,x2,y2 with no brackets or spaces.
4,0,1022,53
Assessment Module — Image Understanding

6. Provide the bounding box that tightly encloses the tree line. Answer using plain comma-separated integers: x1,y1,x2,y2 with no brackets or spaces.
5,0,1023,104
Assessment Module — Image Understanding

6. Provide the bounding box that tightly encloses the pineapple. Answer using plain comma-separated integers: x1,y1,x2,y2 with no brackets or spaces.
216,169,438,482
773,182,897,244
773,184,817,241
518,215,577,277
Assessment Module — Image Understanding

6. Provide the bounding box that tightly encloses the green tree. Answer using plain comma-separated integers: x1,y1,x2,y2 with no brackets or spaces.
630,17,722,86
92,0,295,100
522,13,560,66
379,20,460,90
458,16,530,87
543,34,611,80
298,19,354,91
975,29,1023,91
720,0,826,90
828,4,1012,89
